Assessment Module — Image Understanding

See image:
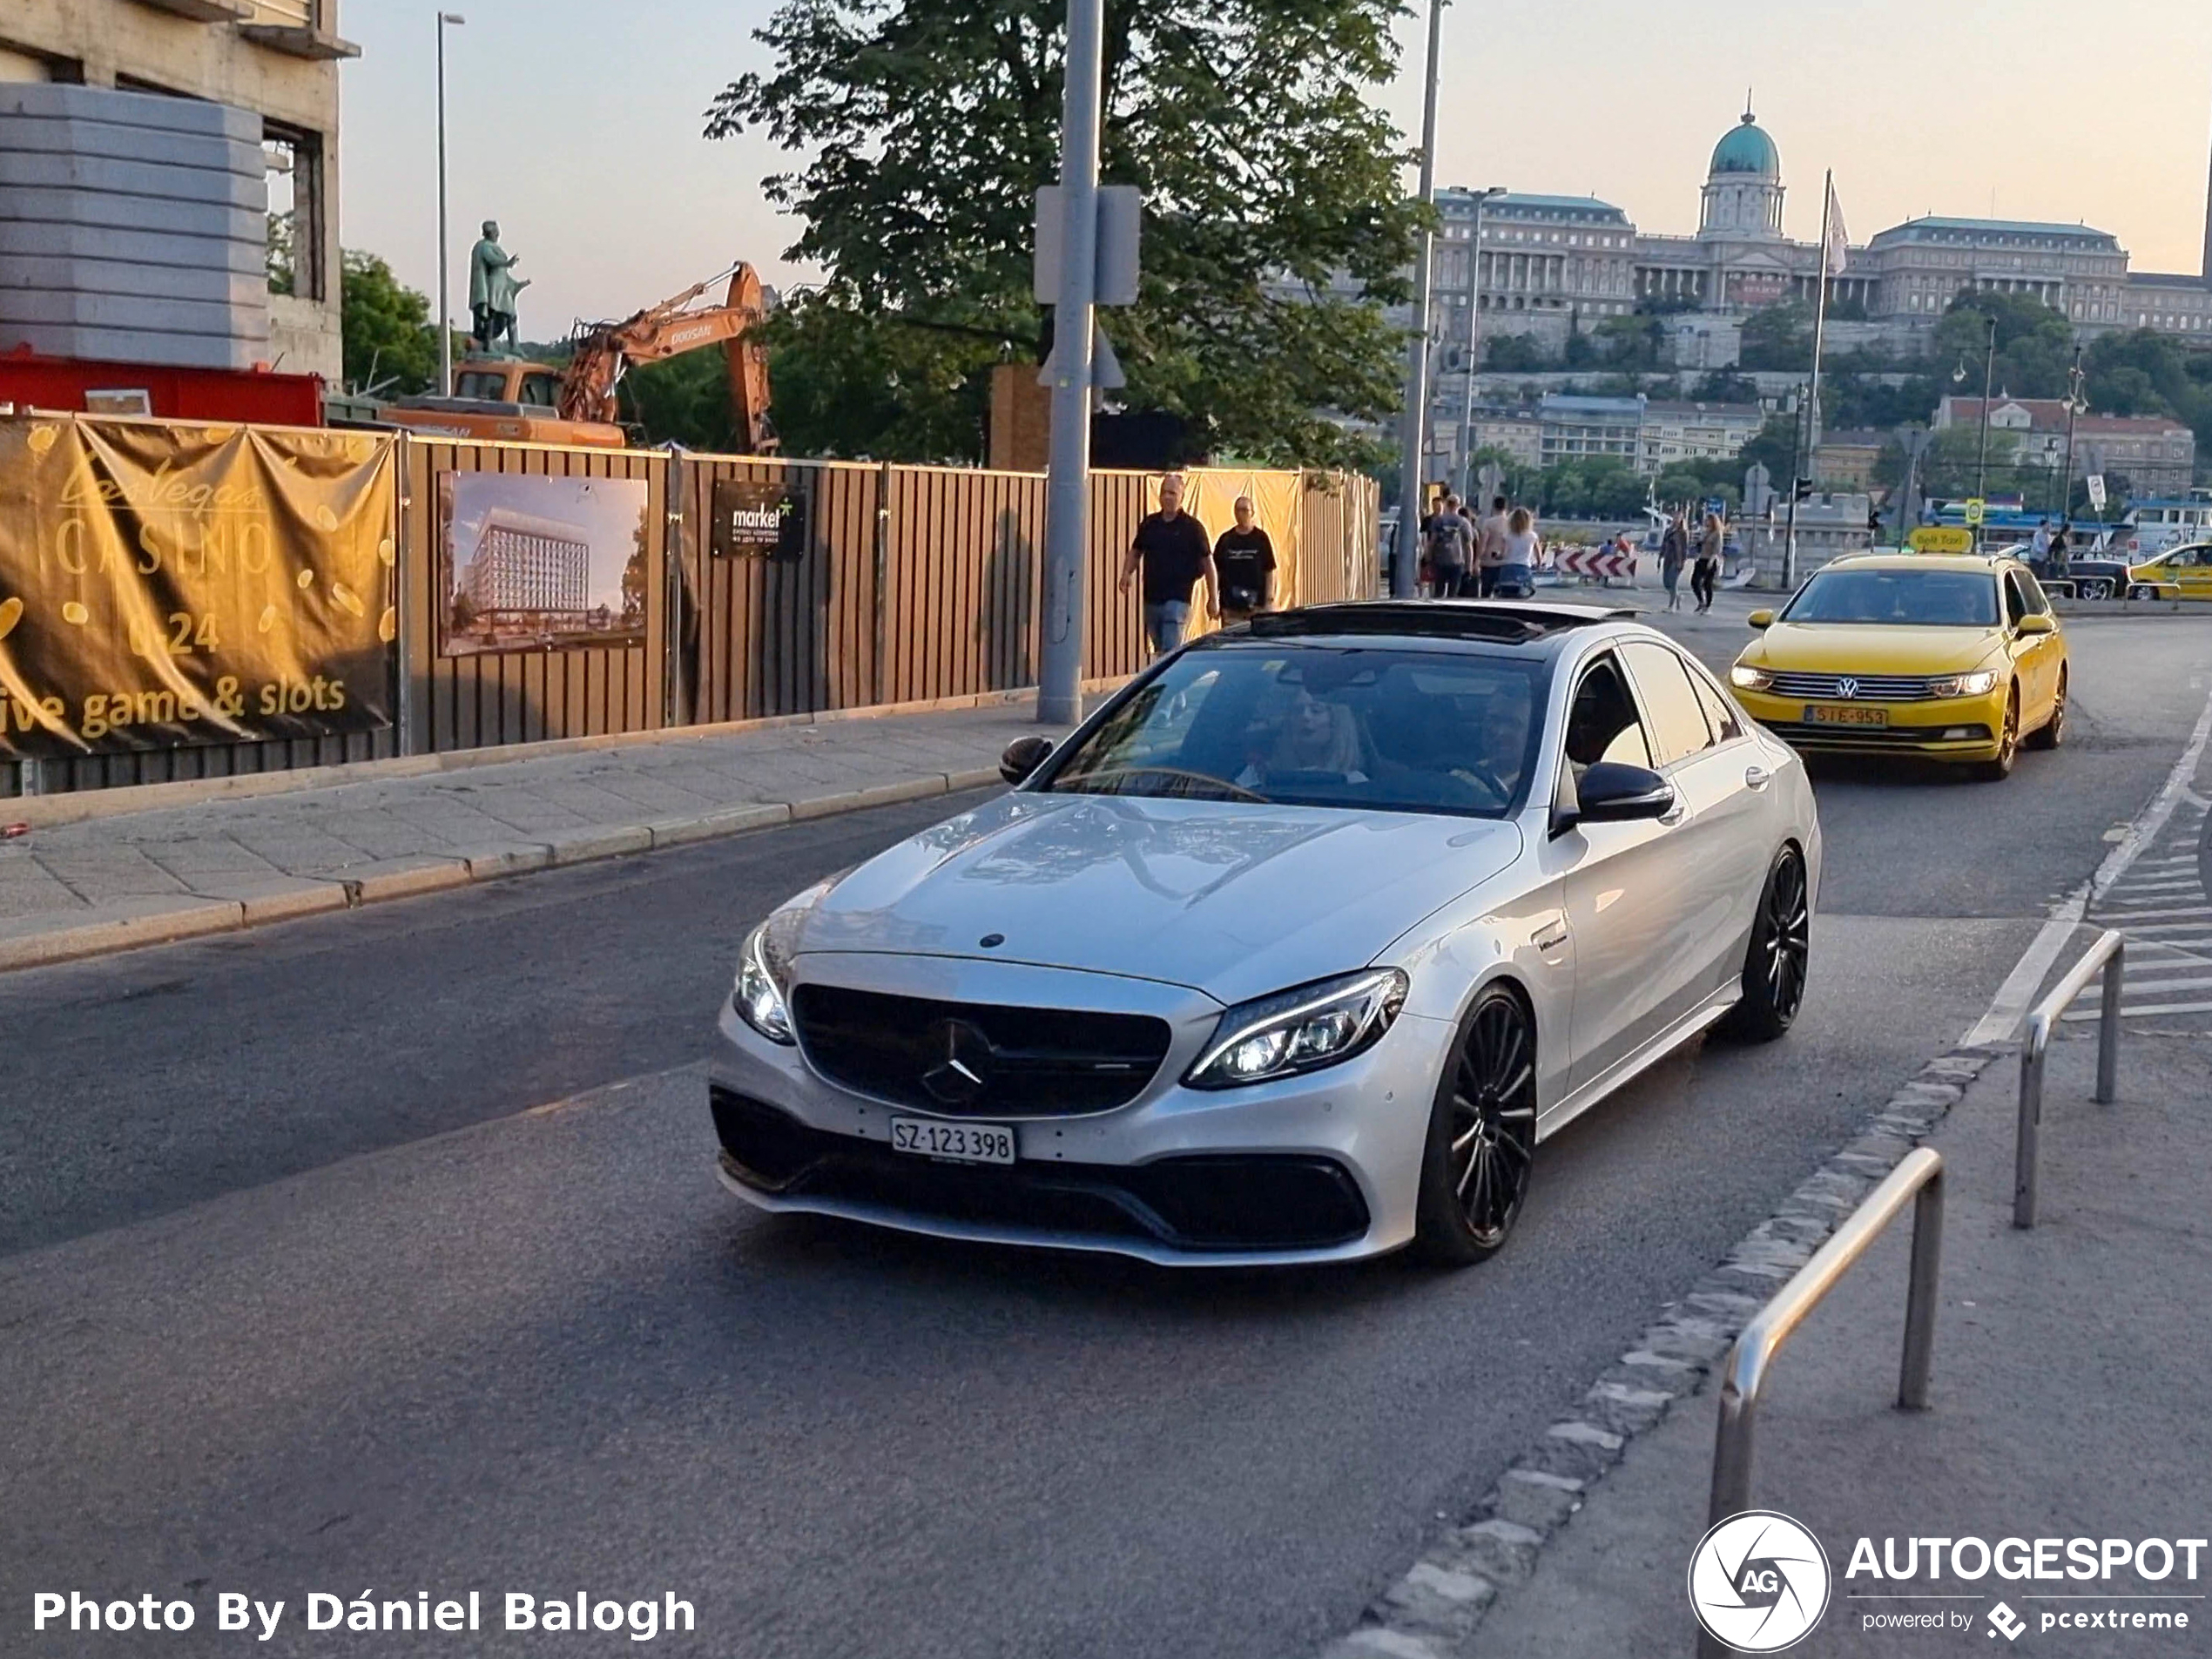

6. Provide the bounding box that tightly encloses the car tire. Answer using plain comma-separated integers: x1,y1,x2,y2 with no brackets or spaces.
1717,843,1811,1043
1974,687,2020,781
1413,984,1537,1268
2083,578,2112,602
2026,668,2067,751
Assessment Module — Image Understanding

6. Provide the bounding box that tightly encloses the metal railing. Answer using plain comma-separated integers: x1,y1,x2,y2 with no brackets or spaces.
2014,928,2125,1229
1703,1148,1946,1619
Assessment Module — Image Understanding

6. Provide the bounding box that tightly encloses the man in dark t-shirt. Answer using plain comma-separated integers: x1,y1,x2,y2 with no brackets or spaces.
1213,495,1277,622
1118,472,1217,656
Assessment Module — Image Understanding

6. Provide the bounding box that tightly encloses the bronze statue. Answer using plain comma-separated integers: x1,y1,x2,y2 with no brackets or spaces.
468,220,530,352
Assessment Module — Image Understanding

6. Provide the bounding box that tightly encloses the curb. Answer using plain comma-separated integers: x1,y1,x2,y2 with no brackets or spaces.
0,765,1004,975
1319,1043,2005,1659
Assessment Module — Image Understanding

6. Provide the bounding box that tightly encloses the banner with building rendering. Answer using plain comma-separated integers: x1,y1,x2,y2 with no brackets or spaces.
436,472,650,657
0,416,395,760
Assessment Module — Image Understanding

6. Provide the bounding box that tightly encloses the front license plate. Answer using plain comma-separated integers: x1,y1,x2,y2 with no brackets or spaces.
1803,704,1888,726
890,1117,1016,1165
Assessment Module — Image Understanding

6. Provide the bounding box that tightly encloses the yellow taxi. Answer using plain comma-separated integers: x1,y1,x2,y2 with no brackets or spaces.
1728,553,2067,780
2125,542,2212,600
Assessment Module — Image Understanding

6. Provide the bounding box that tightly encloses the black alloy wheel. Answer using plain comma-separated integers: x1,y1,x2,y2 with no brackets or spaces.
1414,986,1538,1266
1719,844,1811,1042
1976,686,2020,781
2027,667,2067,751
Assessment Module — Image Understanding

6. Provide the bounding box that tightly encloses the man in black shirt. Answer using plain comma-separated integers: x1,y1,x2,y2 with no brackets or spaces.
1118,472,1217,656
1213,494,1277,623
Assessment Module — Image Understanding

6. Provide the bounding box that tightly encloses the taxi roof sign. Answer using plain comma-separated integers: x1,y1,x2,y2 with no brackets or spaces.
1909,527,1975,554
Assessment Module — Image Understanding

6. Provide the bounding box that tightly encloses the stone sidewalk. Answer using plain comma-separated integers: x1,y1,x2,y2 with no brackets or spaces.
1362,1025,2210,1658
0,698,1069,971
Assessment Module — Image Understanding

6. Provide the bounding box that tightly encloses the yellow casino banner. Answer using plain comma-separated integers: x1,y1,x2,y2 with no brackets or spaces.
0,415,396,759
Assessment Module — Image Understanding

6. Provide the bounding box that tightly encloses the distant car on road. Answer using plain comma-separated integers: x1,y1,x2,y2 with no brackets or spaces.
1728,552,2068,781
711,601,1821,1267
2125,542,2212,601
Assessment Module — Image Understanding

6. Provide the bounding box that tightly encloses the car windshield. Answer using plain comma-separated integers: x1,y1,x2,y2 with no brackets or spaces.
1781,568,2000,626
1038,644,1548,819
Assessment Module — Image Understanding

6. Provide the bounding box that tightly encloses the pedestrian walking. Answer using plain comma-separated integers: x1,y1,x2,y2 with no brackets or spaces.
1476,495,1511,597
1499,506,1542,598
1692,510,1724,613
1424,492,1474,597
1659,509,1689,611
1118,473,1217,657
2050,519,2072,574
1213,495,1278,623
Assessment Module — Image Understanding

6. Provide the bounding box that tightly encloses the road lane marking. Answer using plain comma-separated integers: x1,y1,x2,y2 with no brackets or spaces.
1962,685,2212,1048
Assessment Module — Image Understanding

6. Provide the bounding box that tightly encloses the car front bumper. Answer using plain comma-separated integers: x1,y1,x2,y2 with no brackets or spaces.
707,955,1457,1267
1733,685,2008,762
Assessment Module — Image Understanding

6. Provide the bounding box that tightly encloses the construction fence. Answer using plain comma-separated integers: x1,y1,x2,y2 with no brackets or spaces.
1,414,1380,797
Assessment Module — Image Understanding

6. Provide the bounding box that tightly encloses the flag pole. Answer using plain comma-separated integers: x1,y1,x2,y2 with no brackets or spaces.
1788,169,1837,590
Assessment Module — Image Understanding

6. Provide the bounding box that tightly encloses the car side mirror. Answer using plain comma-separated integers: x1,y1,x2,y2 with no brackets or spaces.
1747,609,1774,630
1573,762,1676,825
2016,613,2055,636
1000,735,1055,786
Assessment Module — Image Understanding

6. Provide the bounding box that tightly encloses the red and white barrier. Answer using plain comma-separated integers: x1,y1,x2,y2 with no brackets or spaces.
1552,545,1638,580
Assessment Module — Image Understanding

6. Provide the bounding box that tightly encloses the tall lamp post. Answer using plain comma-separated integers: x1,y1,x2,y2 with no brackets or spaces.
1457,185,1506,502
2060,344,2086,521
1973,312,1997,509
436,11,466,398
1391,0,1446,597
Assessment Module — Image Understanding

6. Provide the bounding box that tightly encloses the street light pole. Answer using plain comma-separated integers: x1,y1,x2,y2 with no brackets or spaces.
1391,0,1446,598
2060,344,2085,520
1035,0,1105,725
1458,185,1505,502
1973,312,1997,509
436,11,465,398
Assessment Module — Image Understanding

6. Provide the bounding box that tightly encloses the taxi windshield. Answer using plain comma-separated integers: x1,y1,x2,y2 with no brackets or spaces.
1782,568,2000,627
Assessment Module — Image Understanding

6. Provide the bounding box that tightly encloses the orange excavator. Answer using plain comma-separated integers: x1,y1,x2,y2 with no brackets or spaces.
379,263,777,451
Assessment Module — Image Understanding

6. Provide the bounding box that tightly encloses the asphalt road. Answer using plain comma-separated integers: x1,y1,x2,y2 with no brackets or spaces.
4,610,2210,1659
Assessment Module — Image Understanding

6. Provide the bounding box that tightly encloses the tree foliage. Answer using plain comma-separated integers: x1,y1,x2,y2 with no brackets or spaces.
340,250,441,397
1738,302,1811,372
705,0,1422,467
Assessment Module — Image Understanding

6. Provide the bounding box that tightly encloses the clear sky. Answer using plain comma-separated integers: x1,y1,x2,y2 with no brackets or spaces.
338,0,2212,335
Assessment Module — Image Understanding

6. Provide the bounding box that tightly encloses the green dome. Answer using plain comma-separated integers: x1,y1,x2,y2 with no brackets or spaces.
1710,112,1780,178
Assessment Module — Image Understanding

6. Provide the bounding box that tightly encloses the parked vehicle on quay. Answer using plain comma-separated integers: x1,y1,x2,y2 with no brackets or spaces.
2124,542,2212,601
1728,552,2068,781
710,601,1820,1268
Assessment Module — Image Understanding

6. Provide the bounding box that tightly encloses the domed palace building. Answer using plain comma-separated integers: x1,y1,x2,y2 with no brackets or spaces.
1429,100,2212,366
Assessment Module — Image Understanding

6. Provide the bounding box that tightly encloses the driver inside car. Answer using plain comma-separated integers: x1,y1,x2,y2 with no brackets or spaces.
1238,689,1369,789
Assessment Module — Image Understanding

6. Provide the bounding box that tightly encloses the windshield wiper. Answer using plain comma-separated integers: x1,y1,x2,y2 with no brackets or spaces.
1051,766,1270,804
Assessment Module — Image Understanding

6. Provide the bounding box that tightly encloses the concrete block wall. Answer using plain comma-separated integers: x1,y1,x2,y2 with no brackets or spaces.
0,82,270,369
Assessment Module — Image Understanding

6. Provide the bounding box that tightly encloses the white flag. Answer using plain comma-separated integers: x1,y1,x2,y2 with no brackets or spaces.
1823,180,1850,277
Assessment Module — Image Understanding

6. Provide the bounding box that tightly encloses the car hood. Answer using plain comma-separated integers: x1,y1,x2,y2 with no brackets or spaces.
1743,623,2003,674
789,792,1525,1006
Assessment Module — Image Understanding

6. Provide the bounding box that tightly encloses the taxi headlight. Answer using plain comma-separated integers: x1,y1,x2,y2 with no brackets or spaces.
1729,664,1775,691
1926,670,2000,698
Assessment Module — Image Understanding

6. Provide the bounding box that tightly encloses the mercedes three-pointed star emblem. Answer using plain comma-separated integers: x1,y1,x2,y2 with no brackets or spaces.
921,1019,994,1106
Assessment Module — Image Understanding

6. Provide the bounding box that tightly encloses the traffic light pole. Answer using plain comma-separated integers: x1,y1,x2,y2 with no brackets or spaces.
1035,0,1105,726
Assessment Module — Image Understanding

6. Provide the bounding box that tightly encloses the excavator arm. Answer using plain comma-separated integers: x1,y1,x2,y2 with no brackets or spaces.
557,263,777,453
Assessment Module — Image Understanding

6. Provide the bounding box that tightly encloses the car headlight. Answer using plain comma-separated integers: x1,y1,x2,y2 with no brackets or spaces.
732,921,796,1044
1729,664,1774,691
1185,968,1408,1089
1925,670,2001,698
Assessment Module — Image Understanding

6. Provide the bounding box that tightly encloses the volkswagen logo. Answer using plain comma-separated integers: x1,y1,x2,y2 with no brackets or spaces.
1687,1511,1831,1652
1836,677,1858,699
921,1018,995,1106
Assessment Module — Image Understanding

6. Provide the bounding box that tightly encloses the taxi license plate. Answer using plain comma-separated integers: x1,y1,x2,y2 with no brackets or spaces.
890,1117,1016,1165
1803,705,1888,726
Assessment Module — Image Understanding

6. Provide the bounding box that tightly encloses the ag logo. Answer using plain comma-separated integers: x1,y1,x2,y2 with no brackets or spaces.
1687,1510,1831,1652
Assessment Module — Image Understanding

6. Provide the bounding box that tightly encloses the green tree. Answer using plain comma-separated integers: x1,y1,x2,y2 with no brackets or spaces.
1483,331,1553,372
1932,292,2074,400
340,250,440,397
707,0,1423,468
622,349,739,450
1739,302,1812,371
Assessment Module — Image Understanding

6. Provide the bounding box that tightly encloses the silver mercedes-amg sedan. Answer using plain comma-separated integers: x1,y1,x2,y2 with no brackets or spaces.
710,601,1819,1267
